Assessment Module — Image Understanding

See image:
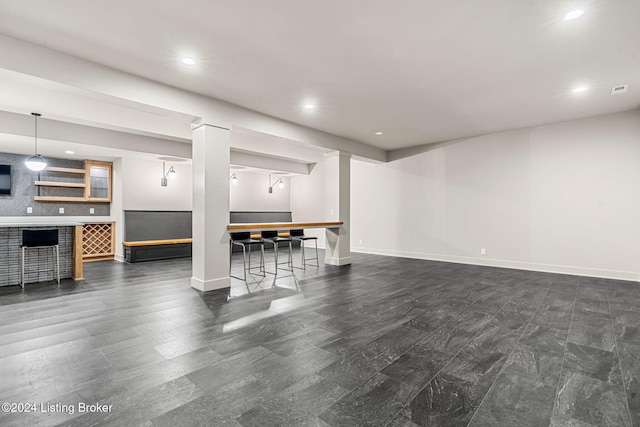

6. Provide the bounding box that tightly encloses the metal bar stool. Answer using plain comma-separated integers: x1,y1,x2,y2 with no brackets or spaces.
261,230,293,276
229,231,265,283
21,228,60,289
290,229,319,268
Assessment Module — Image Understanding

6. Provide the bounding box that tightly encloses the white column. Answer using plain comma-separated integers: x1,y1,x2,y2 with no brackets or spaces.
324,151,351,266
191,123,231,291
111,158,124,262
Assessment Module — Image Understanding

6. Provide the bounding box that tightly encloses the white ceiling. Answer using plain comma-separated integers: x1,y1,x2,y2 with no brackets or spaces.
0,0,639,152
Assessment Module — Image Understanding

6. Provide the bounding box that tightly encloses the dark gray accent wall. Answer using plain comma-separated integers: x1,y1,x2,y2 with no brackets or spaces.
0,153,110,217
230,211,292,223
123,210,192,241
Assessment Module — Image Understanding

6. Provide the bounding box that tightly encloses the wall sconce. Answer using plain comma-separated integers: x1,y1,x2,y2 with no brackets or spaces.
268,174,285,193
25,112,48,171
161,162,176,186
230,173,238,186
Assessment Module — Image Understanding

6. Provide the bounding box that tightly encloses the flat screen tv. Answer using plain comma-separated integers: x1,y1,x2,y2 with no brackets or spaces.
0,164,11,195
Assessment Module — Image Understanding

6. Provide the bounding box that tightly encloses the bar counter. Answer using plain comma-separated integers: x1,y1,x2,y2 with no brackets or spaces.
227,221,343,232
0,216,113,287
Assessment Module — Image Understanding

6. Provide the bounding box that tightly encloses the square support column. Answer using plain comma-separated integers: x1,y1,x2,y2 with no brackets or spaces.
191,123,231,291
324,151,351,266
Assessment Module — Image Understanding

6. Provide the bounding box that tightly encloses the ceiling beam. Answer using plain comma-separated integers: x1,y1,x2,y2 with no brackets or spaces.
0,34,387,163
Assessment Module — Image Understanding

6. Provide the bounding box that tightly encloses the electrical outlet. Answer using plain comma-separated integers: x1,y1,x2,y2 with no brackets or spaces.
26,207,32,214
359,239,363,245
330,209,335,216
481,248,486,255
90,208,95,214
59,207,64,214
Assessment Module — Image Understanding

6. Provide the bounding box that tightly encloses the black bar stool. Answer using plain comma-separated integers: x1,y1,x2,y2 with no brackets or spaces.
21,229,60,289
261,230,293,275
229,232,265,283
290,229,319,268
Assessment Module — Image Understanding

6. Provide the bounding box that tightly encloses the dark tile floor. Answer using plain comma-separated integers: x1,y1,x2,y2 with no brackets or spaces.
0,251,639,426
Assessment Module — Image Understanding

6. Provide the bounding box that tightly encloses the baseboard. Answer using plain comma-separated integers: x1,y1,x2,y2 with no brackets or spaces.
352,247,640,282
114,253,124,263
83,255,115,262
324,256,352,266
190,276,231,292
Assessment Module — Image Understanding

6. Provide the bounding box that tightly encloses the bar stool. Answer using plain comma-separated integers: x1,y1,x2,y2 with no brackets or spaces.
21,229,60,289
229,232,265,283
290,229,319,268
261,230,293,275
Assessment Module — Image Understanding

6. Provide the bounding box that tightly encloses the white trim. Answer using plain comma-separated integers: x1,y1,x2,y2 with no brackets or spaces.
324,256,352,266
114,253,124,263
352,248,640,282
324,151,353,159
191,122,230,131
190,276,230,292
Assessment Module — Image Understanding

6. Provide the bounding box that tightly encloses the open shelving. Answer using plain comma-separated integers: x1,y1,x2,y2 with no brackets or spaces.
33,160,112,203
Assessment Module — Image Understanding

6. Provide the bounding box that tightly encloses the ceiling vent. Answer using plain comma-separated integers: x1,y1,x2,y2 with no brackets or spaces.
611,84,629,95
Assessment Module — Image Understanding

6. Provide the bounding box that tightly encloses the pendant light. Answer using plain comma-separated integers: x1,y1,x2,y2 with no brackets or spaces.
25,112,47,171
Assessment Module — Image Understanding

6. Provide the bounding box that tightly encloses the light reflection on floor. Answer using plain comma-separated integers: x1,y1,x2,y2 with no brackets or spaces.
224,251,316,332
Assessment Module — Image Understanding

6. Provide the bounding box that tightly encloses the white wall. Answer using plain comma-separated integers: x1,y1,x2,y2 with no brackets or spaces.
121,158,193,210
291,162,326,247
119,163,290,212
351,110,640,280
230,172,290,211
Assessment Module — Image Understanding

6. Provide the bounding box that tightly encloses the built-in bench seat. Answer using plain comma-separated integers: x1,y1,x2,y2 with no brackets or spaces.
122,238,193,247
123,211,192,262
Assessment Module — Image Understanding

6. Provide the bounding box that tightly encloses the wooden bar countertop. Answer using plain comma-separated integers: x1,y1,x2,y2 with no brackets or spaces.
227,221,343,231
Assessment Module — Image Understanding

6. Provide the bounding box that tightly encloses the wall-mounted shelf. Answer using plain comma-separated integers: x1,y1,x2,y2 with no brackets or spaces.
34,196,88,202
44,166,86,174
35,181,87,188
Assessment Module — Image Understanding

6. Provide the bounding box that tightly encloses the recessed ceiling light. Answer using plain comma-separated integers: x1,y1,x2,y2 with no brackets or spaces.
65,150,74,154
304,104,315,110
572,86,589,93
564,9,584,21
375,132,383,135
181,57,196,66
611,84,629,95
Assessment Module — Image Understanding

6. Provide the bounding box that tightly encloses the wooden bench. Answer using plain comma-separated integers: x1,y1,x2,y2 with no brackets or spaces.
122,238,193,247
